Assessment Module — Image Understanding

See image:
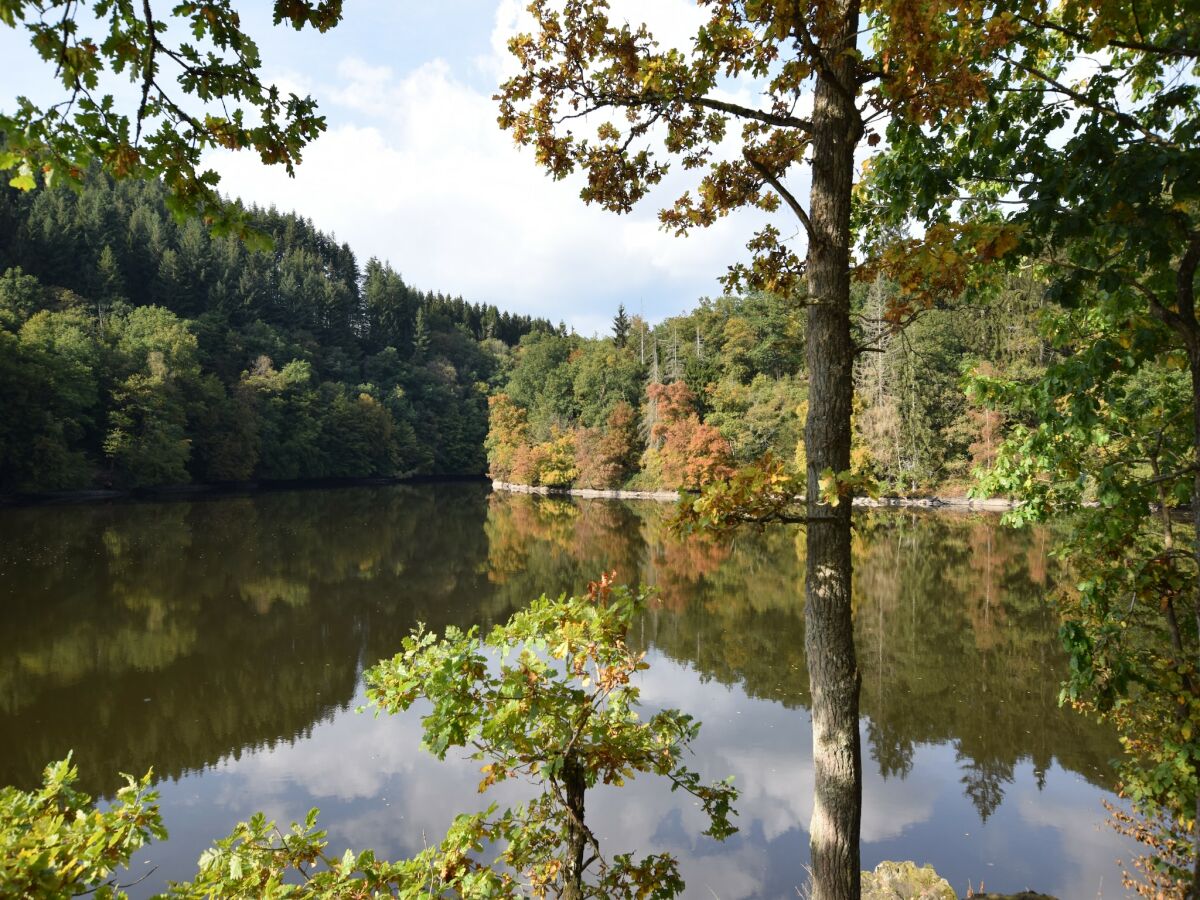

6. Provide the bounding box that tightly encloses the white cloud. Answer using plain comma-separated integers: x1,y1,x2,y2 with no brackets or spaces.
0,0,797,330
203,3,773,331
1015,778,1138,898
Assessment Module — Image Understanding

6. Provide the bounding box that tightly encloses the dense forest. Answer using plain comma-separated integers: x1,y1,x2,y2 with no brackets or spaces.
0,173,552,493
0,171,1055,498
486,282,1047,494
0,172,1052,499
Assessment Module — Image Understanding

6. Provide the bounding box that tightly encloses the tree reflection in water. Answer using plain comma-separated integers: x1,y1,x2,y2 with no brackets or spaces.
0,483,1124,895
485,496,1119,804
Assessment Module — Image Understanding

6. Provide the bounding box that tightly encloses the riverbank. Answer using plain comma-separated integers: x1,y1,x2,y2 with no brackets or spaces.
1,475,1021,512
0,474,490,508
490,480,1020,510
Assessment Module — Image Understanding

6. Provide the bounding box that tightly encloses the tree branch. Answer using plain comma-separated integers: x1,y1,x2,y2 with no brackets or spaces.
1008,56,1176,148
579,90,812,132
743,149,815,243
690,95,812,131
1014,12,1200,60
137,0,157,144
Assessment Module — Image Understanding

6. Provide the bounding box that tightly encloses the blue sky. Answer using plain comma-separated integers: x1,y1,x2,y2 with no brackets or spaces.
1,1,784,334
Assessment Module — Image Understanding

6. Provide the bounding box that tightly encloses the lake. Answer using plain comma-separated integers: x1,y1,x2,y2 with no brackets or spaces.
0,482,1136,898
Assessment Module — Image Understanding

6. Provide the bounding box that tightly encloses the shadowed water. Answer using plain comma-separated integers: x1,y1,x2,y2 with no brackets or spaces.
0,483,1133,898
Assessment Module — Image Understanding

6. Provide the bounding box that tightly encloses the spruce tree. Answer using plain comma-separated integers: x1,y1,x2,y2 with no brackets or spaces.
612,304,630,348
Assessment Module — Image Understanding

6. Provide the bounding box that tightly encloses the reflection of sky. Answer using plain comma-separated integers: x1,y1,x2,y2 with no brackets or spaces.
125,651,1135,900
0,489,1138,899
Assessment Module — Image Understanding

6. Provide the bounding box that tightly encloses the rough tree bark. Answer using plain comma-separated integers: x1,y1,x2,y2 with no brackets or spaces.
1189,344,1200,898
561,756,587,900
803,1,864,897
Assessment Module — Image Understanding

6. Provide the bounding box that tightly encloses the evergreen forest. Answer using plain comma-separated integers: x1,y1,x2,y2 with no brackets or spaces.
0,173,552,493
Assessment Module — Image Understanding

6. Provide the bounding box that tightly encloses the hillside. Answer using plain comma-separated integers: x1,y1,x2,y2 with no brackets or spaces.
0,173,552,493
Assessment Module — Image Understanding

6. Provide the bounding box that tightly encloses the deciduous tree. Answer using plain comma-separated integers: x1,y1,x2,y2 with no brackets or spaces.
495,3,896,888
1,0,344,239
868,0,1200,889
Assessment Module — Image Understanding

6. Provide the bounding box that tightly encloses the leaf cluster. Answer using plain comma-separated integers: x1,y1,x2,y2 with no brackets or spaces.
0,755,165,900
363,575,738,897
1,0,345,239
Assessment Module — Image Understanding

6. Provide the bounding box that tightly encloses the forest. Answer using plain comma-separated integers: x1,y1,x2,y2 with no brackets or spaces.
0,169,1051,500
486,283,1047,495
0,172,552,493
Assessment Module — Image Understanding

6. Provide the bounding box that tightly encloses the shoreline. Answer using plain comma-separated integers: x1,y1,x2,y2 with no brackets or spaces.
0,474,490,508
0,474,1020,512
489,480,1020,511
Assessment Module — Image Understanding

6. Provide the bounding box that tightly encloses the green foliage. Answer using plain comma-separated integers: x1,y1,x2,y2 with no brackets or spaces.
866,10,1200,882
6,576,736,899
164,808,446,900
0,172,551,492
611,304,630,349
486,282,1049,495
364,577,738,898
506,332,580,438
0,756,165,900
963,288,1200,890
0,0,344,239
570,343,644,430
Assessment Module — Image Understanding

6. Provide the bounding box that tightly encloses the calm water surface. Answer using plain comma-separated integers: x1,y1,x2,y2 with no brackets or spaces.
0,483,1135,898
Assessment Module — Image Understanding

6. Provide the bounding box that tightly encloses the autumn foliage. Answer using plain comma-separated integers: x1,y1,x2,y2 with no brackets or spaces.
645,382,734,491
574,402,641,489
484,394,529,481
487,366,735,493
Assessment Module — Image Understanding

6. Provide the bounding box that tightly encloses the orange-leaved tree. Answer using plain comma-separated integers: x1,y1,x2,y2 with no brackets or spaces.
646,381,733,490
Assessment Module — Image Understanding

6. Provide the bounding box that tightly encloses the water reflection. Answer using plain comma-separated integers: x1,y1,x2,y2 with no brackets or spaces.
0,484,1131,897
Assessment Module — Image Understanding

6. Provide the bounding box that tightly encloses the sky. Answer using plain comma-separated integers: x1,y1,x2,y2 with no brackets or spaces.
0,1,789,336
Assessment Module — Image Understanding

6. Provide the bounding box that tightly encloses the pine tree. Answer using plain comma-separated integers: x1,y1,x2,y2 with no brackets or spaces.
612,304,630,348
413,306,430,359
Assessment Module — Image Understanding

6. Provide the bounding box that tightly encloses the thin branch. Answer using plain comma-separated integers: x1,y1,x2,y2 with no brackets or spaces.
575,90,812,132
1013,12,1200,60
53,0,75,79
742,149,815,243
1145,462,1200,486
1007,56,1177,148
136,0,156,143
690,95,812,131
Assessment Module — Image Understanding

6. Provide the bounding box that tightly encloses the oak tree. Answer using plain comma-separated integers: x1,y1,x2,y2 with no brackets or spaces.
495,2,1001,894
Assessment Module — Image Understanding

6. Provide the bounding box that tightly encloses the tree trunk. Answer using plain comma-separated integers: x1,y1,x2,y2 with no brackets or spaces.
1189,350,1200,898
561,756,587,900
803,3,863,898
